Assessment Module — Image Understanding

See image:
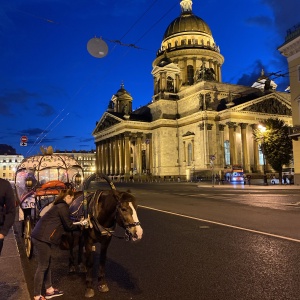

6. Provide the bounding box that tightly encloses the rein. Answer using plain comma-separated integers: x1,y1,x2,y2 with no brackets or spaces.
88,190,126,240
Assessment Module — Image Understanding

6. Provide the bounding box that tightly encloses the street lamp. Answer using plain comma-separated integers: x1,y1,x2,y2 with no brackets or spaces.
258,125,268,186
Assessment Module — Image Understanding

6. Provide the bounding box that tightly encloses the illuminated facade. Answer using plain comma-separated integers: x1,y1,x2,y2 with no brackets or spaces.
278,24,300,185
93,0,292,180
54,150,96,179
0,154,24,181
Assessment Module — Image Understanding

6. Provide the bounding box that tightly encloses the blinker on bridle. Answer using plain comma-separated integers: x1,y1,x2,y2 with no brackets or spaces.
115,196,141,241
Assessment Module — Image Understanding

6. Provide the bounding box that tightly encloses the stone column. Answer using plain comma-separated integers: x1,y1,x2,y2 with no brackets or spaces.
183,58,187,84
199,121,209,166
100,143,105,174
124,132,131,175
136,132,143,174
251,124,259,172
119,135,125,174
105,142,109,175
95,143,100,174
146,133,152,173
240,123,250,172
183,141,186,162
227,122,237,166
218,124,225,167
207,123,214,158
114,137,119,174
109,138,114,175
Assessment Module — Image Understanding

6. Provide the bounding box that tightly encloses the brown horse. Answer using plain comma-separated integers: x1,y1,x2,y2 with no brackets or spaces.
83,188,143,297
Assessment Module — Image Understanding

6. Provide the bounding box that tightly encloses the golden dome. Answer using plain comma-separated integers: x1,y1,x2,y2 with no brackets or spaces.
163,13,212,39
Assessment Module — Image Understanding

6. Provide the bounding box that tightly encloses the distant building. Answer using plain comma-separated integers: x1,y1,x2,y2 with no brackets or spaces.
278,23,300,185
55,150,96,179
0,154,24,181
93,0,292,181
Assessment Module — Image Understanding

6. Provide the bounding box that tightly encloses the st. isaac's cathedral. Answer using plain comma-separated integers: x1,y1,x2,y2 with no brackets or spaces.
92,0,292,180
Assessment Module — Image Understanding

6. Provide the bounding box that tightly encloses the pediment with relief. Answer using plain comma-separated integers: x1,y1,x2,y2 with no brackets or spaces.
93,114,121,134
231,96,292,116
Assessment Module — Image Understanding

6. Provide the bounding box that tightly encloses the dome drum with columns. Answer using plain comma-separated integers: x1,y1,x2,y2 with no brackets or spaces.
93,0,292,181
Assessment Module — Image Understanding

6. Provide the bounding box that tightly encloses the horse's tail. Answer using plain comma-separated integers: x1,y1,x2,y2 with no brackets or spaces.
83,173,116,191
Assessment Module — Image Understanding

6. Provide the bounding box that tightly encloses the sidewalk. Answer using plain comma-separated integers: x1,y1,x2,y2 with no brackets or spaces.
0,226,31,300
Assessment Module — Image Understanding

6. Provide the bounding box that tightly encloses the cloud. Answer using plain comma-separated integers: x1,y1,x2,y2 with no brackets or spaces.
80,137,94,142
236,60,266,86
246,15,273,27
262,0,300,37
36,102,56,117
18,128,47,136
236,59,289,91
0,89,39,115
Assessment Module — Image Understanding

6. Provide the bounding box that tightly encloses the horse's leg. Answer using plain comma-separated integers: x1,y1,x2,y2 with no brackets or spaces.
68,232,76,273
78,232,87,273
97,236,112,293
84,235,95,298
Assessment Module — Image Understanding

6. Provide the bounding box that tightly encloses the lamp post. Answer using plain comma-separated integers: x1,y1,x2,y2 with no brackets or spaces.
258,125,268,186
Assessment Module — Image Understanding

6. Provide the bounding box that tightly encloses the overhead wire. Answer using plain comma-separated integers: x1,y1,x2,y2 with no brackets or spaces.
23,0,176,155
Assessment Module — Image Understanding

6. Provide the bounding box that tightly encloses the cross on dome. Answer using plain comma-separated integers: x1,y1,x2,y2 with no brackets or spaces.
180,0,193,13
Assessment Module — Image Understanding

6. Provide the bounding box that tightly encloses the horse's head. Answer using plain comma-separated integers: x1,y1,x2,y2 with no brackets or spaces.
114,190,143,242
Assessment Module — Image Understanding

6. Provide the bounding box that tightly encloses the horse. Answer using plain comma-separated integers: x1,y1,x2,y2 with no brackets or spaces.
83,188,143,298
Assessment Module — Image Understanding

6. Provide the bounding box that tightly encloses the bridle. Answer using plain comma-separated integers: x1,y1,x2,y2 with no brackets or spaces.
88,190,141,241
115,199,141,241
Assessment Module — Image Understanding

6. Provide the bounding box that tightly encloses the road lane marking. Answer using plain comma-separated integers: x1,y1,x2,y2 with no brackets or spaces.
140,205,300,243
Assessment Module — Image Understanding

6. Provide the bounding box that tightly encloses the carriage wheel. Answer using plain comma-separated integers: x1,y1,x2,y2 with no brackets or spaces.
24,216,33,259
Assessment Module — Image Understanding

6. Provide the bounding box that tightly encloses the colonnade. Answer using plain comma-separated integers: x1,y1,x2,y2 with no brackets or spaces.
95,132,152,176
199,122,261,173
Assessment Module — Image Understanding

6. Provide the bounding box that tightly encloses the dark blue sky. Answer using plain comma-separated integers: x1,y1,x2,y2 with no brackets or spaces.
0,0,298,156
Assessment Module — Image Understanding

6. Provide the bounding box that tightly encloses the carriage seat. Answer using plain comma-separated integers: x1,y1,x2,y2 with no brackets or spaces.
35,180,67,196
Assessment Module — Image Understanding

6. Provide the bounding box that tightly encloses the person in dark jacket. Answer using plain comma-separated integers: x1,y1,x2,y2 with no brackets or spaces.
31,189,87,300
0,178,16,255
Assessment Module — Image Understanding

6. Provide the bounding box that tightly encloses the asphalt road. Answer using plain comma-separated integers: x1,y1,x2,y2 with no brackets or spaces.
16,182,300,300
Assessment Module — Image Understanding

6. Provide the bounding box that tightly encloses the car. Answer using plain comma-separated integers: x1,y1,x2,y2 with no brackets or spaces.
270,177,292,184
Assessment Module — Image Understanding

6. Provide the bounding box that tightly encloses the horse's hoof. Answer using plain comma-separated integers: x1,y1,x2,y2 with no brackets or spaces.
98,284,109,293
78,263,87,273
85,288,95,298
69,266,76,273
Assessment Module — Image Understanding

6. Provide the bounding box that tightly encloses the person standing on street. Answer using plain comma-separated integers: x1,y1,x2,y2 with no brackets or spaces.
0,178,16,255
31,189,88,300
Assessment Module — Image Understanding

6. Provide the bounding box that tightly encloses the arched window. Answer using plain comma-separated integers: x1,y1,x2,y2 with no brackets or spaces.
187,65,194,85
224,140,230,166
187,143,193,166
167,76,174,92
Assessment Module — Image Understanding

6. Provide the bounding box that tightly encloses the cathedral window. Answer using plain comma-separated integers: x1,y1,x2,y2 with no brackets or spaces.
194,39,198,45
167,76,174,92
187,65,194,85
168,43,171,49
188,39,192,45
181,39,186,45
175,41,178,47
224,140,230,166
187,143,193,166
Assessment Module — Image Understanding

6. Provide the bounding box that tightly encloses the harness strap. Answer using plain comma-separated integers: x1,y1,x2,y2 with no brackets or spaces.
89,190,119,237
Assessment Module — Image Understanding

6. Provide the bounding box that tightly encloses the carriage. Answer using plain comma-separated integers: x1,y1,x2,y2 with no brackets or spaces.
14,153,84,258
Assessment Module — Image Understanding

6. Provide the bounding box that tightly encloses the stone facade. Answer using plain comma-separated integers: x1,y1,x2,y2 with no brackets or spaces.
278,24,300,185
93,1,292,181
